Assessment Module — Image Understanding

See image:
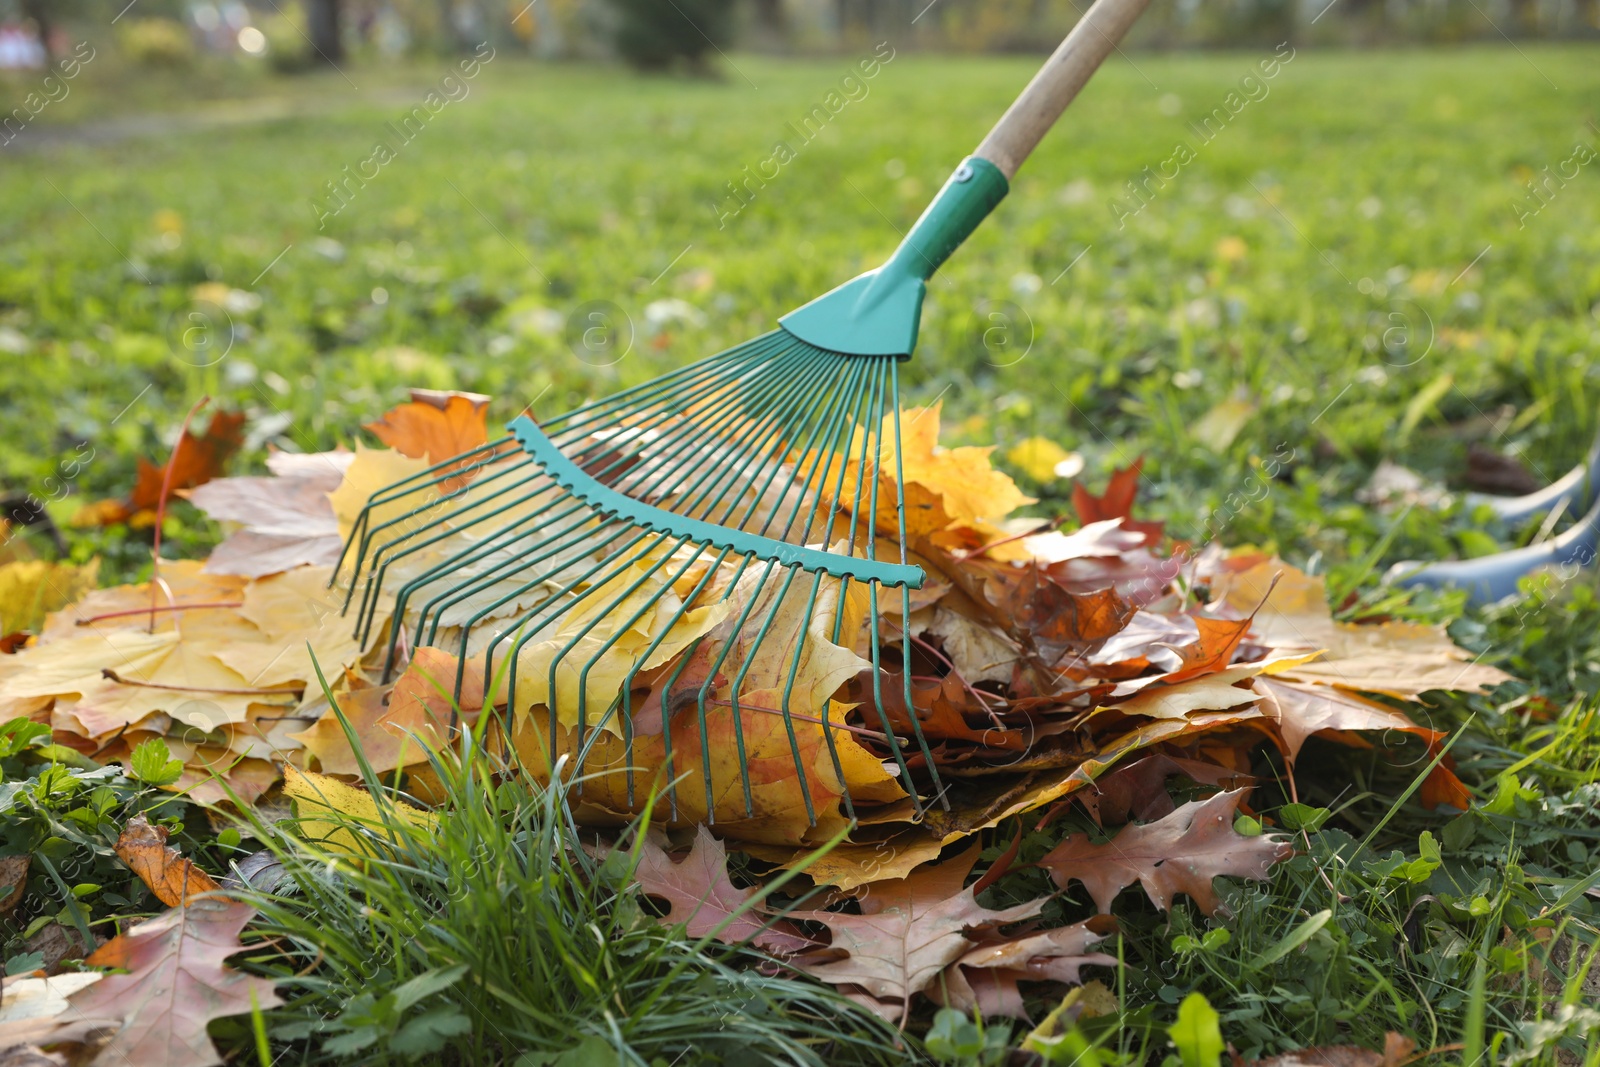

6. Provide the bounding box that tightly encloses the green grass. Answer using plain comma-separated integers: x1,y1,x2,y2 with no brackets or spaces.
3,44,1600,1065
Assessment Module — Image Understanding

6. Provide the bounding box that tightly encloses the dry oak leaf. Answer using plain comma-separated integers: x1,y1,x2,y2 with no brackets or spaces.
114,814,220,908
627,825,812,955
66,898,280,1067
789,846,1045,1009
1252,676,1472,810
364,389,491,462
1038,789,1292,916
933,919,1118,1020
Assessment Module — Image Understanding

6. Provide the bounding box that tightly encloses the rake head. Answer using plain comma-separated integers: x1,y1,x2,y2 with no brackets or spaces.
333,332,945,829
333,160,1016,833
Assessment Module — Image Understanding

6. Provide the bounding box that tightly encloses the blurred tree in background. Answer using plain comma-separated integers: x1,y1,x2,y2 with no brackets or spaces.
307,0,344,61
608,0,736,70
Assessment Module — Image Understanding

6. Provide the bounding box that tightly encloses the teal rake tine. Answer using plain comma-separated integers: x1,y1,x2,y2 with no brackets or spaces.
347,450,536,635
330,0,1149,828
334,439,515,591
726,562,807,818
891,362,938,802
694,556,779,823
659,552,757,820
618,544,734,808
857,359,932,814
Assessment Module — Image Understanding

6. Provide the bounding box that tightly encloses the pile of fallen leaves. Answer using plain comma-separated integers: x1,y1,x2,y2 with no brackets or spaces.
0,388,1509,1053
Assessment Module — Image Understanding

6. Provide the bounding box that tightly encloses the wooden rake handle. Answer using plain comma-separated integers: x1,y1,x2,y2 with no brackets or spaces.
973,0,1153,179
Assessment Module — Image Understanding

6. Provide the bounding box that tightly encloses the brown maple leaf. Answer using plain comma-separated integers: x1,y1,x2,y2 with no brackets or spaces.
1070,458,1164,546
1038,789,1292,915
130,410,247,514
1247,1032,1415,1067
789,847,1045,1017
1073,754,1249,827
67,899,280,1067
115,814,220,908
628,826,812,955
75,411,247,528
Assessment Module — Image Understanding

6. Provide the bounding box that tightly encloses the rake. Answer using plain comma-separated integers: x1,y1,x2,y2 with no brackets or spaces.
333,0,1152,828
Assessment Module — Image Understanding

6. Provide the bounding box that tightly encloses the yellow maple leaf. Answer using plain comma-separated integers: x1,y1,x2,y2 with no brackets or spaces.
1003,436,1073,483
804,403,1033,558
212,565,363,687
326,445,435,541
0,559,99,635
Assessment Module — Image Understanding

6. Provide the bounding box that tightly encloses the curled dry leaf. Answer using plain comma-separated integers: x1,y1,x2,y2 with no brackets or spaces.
931,918,1119,1020
114,814,220,908
1038,789,1293,915
0,853,29,916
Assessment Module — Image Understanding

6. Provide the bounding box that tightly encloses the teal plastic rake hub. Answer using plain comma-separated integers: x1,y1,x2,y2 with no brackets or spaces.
507,415,926,589
779,156,1009,358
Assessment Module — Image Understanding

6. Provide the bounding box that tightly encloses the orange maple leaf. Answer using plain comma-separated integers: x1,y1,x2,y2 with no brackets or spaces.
365,389,491,463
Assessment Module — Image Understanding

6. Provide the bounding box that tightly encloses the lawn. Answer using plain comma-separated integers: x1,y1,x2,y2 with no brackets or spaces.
2,43,1599,1065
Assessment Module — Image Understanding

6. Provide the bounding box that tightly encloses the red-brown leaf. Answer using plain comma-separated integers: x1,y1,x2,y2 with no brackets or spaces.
128,410,247,514
630,826,811,955
68,899,279,1067
789,847,1046,1011
1071,458,1164,545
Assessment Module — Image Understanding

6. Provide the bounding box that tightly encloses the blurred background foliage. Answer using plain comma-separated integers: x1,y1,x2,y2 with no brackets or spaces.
1,0,1597,81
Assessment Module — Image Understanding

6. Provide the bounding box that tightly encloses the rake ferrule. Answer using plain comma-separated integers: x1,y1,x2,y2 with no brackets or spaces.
778,156,1009,359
